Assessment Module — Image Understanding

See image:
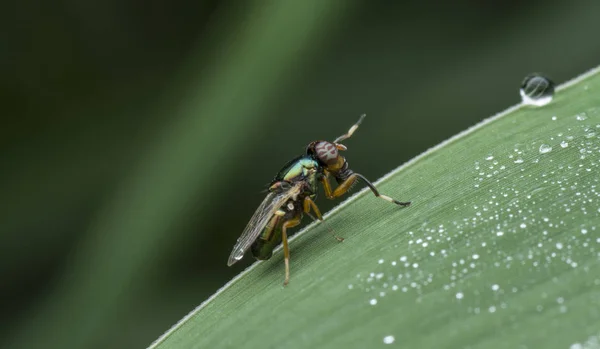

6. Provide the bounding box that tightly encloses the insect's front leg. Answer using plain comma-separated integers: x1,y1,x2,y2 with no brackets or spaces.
319,172,336,199
320,172,411,207
281,216,301,286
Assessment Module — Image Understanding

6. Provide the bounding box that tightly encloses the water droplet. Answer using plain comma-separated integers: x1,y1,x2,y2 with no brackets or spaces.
539,144,552,154
514,158,524,164
520,73,555,106
370,298,378,305
585,131,596,139
551,116,558,121
491,284,500,291
383,335,395,344
485,155,494,161
496,231,504,237
378,259,384,264
456,292,464,299
576,113,588,121
560,141,569,148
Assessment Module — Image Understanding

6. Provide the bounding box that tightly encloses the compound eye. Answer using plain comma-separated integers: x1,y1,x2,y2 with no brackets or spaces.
314,141,339,165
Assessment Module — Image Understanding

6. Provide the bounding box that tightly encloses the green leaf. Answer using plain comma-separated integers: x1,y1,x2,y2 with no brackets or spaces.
150,67,600,349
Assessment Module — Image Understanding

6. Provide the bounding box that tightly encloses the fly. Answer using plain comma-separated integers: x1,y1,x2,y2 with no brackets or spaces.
227,114,410,285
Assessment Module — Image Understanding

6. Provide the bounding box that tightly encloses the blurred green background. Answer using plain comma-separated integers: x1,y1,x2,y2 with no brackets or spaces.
2,1,600,348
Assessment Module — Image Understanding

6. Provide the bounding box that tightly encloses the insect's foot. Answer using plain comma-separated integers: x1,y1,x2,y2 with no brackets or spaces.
335,236,345,242
394,200,411,207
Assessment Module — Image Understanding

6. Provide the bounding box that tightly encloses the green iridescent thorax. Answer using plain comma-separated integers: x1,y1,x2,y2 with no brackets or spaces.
273,155,320,193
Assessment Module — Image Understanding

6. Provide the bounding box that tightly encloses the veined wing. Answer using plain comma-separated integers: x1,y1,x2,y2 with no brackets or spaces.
227,182,302,266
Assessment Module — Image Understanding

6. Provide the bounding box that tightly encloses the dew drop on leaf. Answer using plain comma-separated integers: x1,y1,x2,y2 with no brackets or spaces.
383,335,395,344
520,73,555,106
539,144,552,154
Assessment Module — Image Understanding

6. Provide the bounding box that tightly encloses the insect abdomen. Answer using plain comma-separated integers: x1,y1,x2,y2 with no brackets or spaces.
251,215,283,260
251,202,303,261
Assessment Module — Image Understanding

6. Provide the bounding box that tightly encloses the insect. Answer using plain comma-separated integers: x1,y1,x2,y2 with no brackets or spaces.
227,114,410,285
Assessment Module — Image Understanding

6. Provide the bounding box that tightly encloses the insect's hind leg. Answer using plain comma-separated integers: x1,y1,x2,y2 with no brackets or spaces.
281,216,301,286
333,114,367,144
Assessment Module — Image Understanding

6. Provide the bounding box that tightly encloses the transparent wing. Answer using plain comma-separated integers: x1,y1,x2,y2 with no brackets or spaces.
227,183,302,266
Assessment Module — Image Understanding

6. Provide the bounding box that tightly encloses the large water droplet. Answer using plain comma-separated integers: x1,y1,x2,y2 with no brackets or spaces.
520,73,555,106
560,140,569,148
539,144,552,154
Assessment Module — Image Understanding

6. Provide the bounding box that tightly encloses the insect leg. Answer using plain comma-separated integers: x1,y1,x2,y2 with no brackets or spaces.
322,173,411,207
303,196,323,219
333,114,366,144
319,172,335,198
303,196,344,241
281,216,301,286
